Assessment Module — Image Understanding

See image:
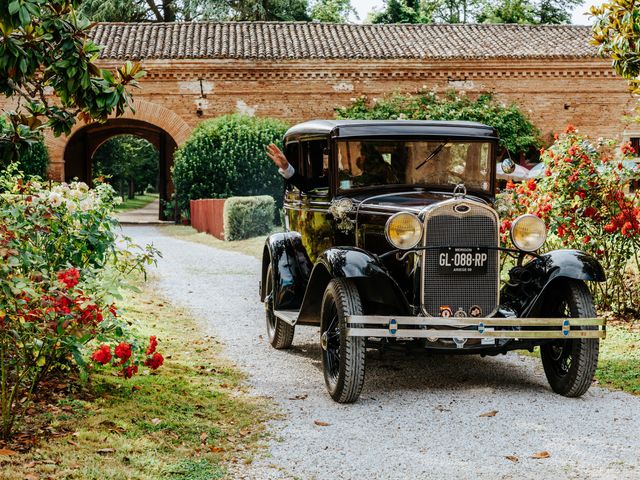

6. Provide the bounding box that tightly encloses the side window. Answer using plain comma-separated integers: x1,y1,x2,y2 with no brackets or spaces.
301,140,329,194
285,141,300,192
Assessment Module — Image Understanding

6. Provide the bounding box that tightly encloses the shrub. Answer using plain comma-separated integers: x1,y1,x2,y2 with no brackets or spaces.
336,90,540,157
497,125,640,315
0,116,49,179
0,175,161,440
172,115,288,215
223,196,275,241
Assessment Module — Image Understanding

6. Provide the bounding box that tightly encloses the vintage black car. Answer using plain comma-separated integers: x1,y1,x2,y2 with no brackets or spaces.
260,120,605,403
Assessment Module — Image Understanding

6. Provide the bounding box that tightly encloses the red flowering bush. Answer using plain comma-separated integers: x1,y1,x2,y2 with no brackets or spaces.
0,176,161,440
497,125,640,314
91,337,164,378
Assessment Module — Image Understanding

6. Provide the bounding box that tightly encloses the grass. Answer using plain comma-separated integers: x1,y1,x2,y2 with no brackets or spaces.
0,281,270,480
159,224,277,260
115,193,159,212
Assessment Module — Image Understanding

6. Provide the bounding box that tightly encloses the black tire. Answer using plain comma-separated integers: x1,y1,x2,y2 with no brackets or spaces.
540,279,599,397
320,278,366,403
264,264,295,349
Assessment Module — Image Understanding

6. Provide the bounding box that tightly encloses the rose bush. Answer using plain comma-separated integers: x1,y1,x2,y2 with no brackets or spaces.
0,175,160,439
497,125,640,315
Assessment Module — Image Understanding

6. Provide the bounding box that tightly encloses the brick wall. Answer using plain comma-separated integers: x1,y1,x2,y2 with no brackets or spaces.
0,57,635,180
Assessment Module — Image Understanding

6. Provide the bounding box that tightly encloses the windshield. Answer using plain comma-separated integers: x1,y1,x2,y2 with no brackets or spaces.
337,140,493,192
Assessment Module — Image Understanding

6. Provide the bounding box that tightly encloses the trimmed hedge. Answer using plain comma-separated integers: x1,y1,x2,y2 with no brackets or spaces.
223,195,274,241
172,114,288,214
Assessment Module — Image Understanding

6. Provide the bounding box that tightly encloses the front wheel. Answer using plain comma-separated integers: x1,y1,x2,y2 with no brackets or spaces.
320,278,365,403
264,264,295,349
540,279,599,397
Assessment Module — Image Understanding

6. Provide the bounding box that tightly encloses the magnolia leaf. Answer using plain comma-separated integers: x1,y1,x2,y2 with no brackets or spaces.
529,451,551,459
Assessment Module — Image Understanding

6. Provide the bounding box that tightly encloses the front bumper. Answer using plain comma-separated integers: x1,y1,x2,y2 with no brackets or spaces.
345,316,606,340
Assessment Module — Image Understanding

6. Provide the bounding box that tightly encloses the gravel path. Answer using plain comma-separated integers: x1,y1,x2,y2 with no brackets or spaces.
125,226,639,480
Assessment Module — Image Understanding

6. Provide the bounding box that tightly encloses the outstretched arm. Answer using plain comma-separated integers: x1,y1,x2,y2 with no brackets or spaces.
266,143,294,178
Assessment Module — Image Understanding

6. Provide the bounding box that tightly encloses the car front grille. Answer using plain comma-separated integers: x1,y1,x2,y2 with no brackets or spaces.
421,199,499,318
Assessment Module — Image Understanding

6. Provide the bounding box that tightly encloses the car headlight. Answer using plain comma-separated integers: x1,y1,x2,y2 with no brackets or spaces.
385,212,423,249
510,214,547,252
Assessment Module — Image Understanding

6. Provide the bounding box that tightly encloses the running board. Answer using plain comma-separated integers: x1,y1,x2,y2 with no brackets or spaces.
274,310,300,326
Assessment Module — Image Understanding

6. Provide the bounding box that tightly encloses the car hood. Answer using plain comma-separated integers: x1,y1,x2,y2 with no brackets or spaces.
343,190,491,215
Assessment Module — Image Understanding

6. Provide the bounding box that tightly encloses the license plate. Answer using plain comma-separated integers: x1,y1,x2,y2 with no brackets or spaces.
437,247,489,275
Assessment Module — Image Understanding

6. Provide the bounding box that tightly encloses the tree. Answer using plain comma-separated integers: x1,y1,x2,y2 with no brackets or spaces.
309,0,356,22
0,0,143,167
477,0,536,23
370,0,433,23
79,0,228,22
591,0,640,94
93,135,159,200
536,0,582,23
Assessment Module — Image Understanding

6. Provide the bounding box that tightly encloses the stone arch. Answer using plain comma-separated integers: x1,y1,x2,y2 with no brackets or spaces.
44,99,192,180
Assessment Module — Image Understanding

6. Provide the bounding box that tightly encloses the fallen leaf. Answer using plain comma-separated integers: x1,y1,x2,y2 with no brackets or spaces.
96,448,116,455
314,420,330,427
209,446,224,453
530,451,551,459
200,432,208,444
0,448,17,456
289,394,308,401
150,418,161,425
505,455,519,463
67,440,79,447
479,410,498,417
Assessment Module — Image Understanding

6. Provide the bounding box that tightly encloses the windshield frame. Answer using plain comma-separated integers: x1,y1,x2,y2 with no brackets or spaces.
331,136,498,197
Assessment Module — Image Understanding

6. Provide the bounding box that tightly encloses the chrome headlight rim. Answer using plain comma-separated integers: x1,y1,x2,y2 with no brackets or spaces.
510,214,547,252
385,212,423,250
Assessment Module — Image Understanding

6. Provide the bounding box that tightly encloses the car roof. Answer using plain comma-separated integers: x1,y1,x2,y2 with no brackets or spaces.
284,119,499,141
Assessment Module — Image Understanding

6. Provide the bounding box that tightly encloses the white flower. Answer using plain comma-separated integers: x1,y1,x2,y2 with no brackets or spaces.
48,192,64,207
113,196,123,205
398,113,408,120
79,198,94,212
76,182,89,193
65,200,78,214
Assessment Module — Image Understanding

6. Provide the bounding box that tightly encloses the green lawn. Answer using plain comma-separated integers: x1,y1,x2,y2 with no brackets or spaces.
115,193,159,212
0,280,271,479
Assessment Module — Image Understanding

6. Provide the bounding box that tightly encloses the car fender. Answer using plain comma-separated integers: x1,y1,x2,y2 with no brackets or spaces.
504,249,605,317
261,232,312,310
297,247,410,325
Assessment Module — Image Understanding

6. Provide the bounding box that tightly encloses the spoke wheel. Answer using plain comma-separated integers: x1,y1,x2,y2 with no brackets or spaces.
264,264,294,349
540,279,599,397
320,278,365,403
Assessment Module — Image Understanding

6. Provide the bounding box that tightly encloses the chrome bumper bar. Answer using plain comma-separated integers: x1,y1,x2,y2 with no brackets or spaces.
345,316,606,340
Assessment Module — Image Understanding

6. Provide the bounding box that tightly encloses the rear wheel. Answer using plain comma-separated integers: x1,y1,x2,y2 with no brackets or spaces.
320,278,365,403
540,279,599,397
264,264,295,349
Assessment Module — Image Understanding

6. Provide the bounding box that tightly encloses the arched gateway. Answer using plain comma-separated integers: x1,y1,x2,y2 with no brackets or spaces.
45,100,191,219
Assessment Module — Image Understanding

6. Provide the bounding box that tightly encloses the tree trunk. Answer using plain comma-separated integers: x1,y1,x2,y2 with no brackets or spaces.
128,178,135,200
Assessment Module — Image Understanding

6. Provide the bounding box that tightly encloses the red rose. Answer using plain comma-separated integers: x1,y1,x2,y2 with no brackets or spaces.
557,225,567,238
564,124,576,134
92,345,112,365
526,179,536,191
582,235,591,244
114,342,132,363
603,222,617,234
577,190,586,200
545,168,552,177
145,352,164,370
146,336,158,355
57,268,81,289
506,180,516,190
583,207,597,218
123,365,138,379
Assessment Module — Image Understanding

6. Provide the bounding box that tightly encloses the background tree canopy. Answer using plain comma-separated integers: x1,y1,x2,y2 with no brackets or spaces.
336,91,541,157
370,0,582,24
93,135,159,200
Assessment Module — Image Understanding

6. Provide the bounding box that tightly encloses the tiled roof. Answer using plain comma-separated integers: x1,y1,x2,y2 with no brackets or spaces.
91,22,597,61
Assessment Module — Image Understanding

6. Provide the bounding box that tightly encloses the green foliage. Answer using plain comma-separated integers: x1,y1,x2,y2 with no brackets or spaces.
336,90,540,156
370,0,580,23
0,116,48,178
0,0,143,166
230,0,311,20
172,114,288,214
93,135,159,200
592,0,640,94
223,196,275,241
79,0,228,21
0,176,158,439
496,126,640,315
310,0,356,22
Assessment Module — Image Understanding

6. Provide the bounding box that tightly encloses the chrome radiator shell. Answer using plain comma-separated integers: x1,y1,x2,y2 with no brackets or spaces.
420,198,500,317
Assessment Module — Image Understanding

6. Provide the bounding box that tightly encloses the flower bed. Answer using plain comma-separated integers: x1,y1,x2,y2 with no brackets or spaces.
497,126,640,316
0,176,161,440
